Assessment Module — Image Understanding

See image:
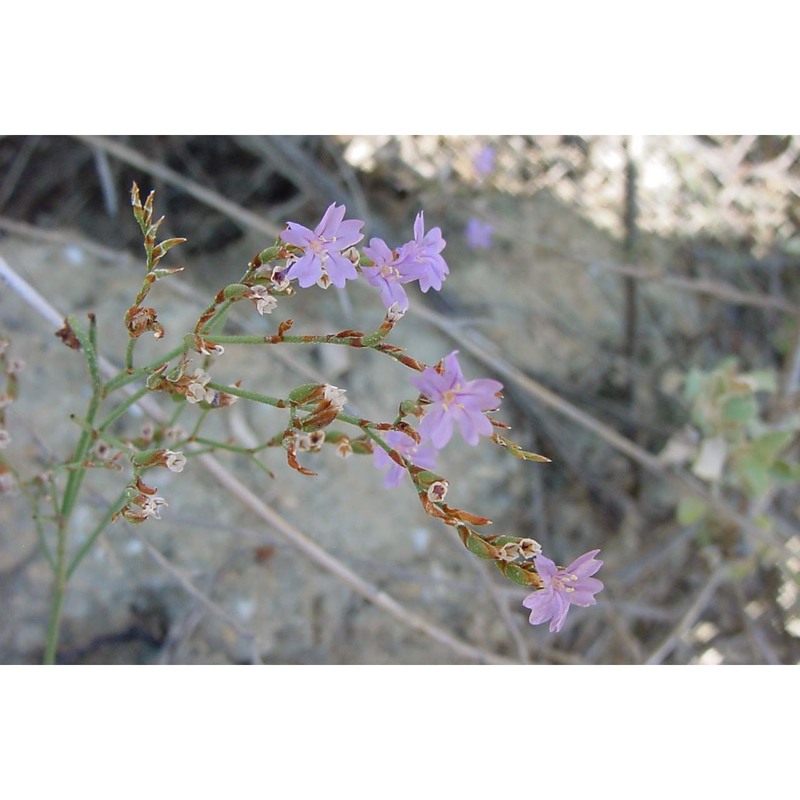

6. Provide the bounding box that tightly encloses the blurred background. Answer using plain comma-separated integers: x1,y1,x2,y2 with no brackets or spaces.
1,134,799,664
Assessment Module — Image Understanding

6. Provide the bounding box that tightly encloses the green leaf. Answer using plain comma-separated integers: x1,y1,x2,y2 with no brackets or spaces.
749,430,795,464
683,368,707,401
677,496,708,525
721,395,758,423
465,533,496,560
769,460,800,483
496,561,540,586
743,370,778,393
736,460,771,496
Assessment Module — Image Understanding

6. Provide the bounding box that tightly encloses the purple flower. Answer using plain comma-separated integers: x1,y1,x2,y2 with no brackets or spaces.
373,430,438,489
281,203,364,289
465,217,494,250
361,237,412,312
395,212,449,293
410,350,503,448
522,550,604,633
473,144,496,177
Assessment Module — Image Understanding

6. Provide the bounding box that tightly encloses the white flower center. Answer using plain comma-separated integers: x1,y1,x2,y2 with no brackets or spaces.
441,384,463,409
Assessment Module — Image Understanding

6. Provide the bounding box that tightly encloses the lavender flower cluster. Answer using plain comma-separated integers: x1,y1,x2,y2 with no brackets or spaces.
275,203,603,633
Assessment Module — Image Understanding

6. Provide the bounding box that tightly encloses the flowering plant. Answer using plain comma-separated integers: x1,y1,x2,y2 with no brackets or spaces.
0,186,603,662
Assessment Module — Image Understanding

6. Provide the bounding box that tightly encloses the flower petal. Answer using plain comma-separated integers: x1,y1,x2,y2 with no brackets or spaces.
418,405,454,449
280,222,314,247
334,219,365,249
286,253,322,288
315,203,345,238
326,253,358,287
522,588,556,626
533,554,558,581
548,593,571,632
568,550,603,579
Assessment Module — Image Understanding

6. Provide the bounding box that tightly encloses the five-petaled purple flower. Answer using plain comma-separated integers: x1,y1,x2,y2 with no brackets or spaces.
373,430,438,489
281,203,364,289
395,212,449,293
465,217,494,250
522,550,604,633
410,350,503,449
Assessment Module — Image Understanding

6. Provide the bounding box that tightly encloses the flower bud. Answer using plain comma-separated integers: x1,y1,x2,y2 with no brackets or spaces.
495,561,543,587
193,336,224,356
257,245,281,263
288,383,324,404
131,448,187,472
222,283,250,299
399,399,423,419
464,531,499,560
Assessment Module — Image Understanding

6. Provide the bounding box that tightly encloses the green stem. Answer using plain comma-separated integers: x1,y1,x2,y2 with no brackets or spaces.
202,299,234,335
103,342,188,394
206,381,285,409
125,337,137,371
97,385,151,432
66,490,127,580
190,435,268,455
187,408,210,441
44,315,103,665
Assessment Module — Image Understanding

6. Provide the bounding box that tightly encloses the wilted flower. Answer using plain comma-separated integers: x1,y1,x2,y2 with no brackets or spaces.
121,494,168,523
322,384,347,410
522,550,604,633
164,451,187,472
373,430,438,489
186,369,215,404
497,542,523,562
245,285,278,315
465,217,494,250
518,538,543,559
410,350,503,448
281,203,365,288
335,437,353,459
125,305,164,339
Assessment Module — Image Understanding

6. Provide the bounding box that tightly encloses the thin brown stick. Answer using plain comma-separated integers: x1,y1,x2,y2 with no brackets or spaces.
592,262,800,315
73,135,281,239
131,527,262,661
644,564,728,665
